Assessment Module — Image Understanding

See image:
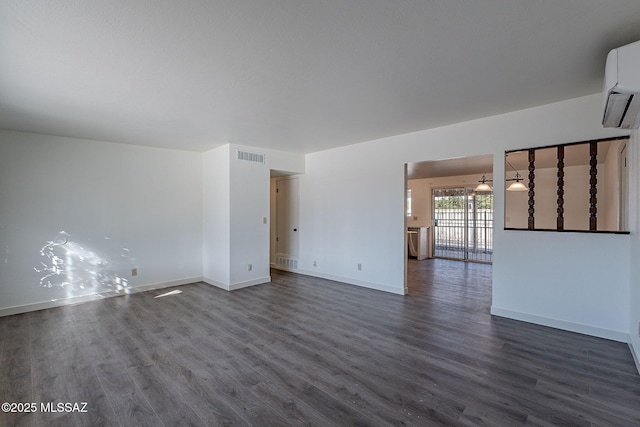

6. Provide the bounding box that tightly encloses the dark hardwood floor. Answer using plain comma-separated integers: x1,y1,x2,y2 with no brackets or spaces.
1,259,639,426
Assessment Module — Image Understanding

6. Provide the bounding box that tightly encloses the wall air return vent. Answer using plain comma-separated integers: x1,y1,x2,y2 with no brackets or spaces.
276,256,298,270
236,150,265,164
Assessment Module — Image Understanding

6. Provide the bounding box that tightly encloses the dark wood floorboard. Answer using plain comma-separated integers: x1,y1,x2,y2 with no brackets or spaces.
1,258,639,426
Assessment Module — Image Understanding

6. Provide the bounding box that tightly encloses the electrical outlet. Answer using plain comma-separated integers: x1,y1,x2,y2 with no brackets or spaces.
131,268,138,277
313,261,317,267
248,264,252,271
263,217,267,224
357,263,362,271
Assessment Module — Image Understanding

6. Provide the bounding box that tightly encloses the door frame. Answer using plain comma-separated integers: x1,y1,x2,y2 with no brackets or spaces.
271,175,300,271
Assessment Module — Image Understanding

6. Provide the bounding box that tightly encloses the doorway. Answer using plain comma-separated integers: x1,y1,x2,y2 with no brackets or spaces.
271,176,300,271
405,154,494,293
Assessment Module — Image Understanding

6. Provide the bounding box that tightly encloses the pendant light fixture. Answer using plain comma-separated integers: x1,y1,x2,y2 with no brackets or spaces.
506,172,528,191
474,174,493,192
505,155,528,192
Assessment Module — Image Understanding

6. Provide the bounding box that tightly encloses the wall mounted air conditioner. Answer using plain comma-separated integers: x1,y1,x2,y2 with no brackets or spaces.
602,40,640,129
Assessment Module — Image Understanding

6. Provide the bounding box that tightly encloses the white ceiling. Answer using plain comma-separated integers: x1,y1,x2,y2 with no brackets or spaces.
407,154,493,180
1,1,640,154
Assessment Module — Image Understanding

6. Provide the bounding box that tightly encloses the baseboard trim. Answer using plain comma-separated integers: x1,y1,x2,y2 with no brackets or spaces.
0,276,203,317
490,306,627,343
270,264,298,274
202,277,230,291
294,269,405,295
229,276,271,291
202,276,271,291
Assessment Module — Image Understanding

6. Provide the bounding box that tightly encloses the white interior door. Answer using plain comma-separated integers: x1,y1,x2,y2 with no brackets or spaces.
276,177,299,259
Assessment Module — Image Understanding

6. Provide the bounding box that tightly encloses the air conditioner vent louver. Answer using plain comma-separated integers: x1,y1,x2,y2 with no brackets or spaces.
603,93,640,129
237,150,265,164
602,40,640,129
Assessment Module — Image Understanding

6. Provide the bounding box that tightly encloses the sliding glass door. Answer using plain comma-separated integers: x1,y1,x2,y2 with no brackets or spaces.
432,188,493,263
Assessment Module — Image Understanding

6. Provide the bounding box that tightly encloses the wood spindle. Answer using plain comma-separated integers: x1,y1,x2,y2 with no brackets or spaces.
589,142,597,231
557,146,564,230
528,148,535,230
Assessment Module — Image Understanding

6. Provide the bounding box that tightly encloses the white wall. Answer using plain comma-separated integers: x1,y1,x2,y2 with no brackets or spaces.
0,133,305,311
299,147,406,294
0,130,203,315
300,94,631,340
202,143,304,290
229,146,271,287
202,145,231,285
492,231,629,339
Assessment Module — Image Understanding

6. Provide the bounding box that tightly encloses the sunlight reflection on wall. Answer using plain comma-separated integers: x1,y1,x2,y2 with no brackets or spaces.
34,231,136,300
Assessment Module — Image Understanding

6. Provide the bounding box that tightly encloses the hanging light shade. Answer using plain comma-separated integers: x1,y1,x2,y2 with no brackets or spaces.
506,172,528,191
507,181,528,191
474,174,492,192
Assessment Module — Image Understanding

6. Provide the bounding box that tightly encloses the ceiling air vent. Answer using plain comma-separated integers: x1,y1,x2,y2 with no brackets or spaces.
236,150,265,164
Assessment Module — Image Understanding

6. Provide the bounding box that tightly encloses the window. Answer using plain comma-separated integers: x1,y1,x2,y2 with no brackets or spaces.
406,188,412,217
504,136,629,233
